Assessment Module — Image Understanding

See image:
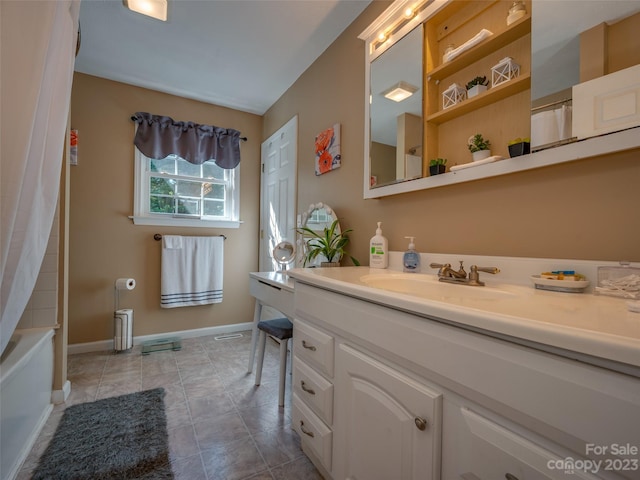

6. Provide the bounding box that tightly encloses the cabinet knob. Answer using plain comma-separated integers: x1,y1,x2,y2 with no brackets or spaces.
301,380,316,395
414,416,428,431
301,340,317,351
299,420,315,438
505,474,520,480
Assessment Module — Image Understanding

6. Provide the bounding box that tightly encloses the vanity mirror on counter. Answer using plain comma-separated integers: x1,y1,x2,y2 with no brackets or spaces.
272,241,295,272
297,203,341,267
360,0,640,199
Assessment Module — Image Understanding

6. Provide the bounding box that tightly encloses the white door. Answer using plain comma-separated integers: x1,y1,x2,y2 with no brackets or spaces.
334,343,443,480
259,116,297,272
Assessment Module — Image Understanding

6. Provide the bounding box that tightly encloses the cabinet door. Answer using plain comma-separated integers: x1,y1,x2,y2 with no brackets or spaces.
334,344,442,480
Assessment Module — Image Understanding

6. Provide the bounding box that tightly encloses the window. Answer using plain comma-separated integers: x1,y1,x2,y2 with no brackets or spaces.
132,149,240,228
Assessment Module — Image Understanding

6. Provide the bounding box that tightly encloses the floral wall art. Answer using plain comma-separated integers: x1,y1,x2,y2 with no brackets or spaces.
314,123,341,176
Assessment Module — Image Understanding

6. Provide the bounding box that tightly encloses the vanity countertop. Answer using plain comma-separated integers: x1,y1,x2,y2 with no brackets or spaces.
288,266,640,371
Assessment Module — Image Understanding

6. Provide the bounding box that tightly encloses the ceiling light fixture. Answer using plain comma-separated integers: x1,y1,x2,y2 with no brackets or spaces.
382,81,418,102
123,0,167,21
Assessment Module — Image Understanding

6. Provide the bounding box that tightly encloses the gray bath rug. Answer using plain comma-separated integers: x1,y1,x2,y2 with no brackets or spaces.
32,388,173,479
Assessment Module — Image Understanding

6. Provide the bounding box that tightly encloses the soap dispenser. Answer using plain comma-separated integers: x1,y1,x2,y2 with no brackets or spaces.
403,236,421,273
370,222,388,269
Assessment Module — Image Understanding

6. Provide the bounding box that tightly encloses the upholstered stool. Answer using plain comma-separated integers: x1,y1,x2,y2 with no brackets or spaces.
254,317,293,407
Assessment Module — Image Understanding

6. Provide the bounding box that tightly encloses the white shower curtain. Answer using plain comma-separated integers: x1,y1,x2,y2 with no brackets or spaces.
0,1,80,354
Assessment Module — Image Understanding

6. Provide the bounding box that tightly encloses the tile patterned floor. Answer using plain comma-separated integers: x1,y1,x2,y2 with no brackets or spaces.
18,331,323,480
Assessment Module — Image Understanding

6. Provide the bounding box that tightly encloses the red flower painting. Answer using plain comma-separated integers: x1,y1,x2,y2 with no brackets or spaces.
314,123,341,176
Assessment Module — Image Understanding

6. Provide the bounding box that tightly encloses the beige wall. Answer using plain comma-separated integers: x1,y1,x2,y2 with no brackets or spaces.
69,3,640,344
264,1,640,266
69,73,262,344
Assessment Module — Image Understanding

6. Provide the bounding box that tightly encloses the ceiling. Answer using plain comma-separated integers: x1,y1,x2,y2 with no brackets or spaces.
74,0,372,115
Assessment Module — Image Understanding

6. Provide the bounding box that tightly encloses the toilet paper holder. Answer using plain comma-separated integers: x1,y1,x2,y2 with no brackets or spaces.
114,278,136,311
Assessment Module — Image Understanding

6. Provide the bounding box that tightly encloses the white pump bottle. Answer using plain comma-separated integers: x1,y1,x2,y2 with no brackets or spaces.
369,222,388,268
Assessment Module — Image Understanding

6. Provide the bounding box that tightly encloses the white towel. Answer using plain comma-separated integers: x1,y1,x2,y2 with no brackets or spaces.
161,236,224,308
443,29,493,63
450,155,503,171
163,235,183,249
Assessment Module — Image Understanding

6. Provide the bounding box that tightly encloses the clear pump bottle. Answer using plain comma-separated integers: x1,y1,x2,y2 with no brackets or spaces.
403,236,421,273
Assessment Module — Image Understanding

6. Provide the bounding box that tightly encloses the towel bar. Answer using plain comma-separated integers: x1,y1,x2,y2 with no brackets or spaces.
154,233,226,241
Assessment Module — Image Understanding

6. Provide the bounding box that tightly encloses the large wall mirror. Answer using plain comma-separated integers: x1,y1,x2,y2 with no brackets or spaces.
362,0,640,199
532,1,639,102
531,1,640,149
369,24,423,189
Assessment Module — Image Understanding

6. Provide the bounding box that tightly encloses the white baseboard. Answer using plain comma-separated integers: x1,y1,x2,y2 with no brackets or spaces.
67,322,253,355
51,380,71,404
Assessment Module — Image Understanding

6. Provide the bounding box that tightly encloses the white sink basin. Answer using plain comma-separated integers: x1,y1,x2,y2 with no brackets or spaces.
359,273,518,302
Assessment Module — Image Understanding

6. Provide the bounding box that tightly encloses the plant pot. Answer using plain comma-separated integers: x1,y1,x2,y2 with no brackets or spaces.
472,150,491,162
508,142,530,157
429,164,446,176
320,262,340,267
467,84,488,98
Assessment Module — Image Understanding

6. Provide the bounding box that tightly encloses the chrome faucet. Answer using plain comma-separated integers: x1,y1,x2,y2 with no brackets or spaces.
430,261,500,286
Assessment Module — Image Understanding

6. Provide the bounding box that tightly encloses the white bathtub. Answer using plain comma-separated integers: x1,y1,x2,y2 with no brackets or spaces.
0,328,55,480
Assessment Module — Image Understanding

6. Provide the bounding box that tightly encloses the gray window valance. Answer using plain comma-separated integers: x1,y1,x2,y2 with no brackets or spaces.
131,112,243,169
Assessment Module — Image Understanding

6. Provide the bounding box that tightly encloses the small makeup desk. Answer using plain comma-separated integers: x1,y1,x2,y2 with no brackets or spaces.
247,271,295,373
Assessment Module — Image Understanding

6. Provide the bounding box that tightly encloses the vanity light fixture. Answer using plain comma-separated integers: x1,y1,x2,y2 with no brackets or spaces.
382,81,418,102
123,0,168,21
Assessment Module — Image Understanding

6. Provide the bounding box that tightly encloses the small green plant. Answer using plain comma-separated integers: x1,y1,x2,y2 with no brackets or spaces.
429,158,447,167
467,133,491,153
466,76,489,90
296,219,360,266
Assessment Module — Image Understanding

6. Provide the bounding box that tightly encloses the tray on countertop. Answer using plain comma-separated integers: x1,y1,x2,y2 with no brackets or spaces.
530,275,590,293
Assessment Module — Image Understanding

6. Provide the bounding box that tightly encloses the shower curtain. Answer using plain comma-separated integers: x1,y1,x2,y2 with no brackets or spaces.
0,1,80,354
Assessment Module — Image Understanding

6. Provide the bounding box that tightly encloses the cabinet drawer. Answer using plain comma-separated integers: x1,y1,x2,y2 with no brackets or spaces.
453,408,599,480
293,319,334,378
293,356,334,425
292,393,333,471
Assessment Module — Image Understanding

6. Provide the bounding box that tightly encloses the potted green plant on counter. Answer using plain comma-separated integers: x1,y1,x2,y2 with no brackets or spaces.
507,137,531,157
467,134,491,161
466,75,489,98
296,219,360,267
428,158,447,176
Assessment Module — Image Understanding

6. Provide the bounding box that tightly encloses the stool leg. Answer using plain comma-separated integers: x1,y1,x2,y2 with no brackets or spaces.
278,338,288,407
255,330,267,386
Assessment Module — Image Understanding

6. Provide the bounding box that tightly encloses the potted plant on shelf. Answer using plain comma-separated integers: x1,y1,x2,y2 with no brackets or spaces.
466,75,489,98
428,158,447,175
296,219,360,267
507,137,531,157
468,134,491,161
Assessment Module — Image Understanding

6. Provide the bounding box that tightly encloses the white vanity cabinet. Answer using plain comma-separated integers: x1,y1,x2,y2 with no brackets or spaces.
333,343,442,480
292,279,640,480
